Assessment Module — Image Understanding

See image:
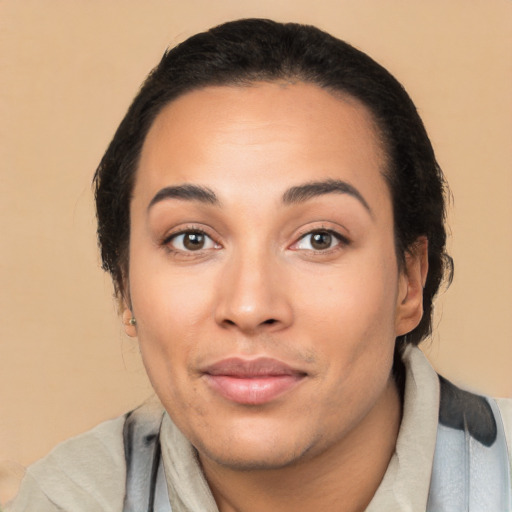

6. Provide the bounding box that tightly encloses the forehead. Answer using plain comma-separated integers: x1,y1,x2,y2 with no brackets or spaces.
135,82,389,210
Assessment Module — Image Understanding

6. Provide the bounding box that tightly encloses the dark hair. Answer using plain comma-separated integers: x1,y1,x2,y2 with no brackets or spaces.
94,18,452,350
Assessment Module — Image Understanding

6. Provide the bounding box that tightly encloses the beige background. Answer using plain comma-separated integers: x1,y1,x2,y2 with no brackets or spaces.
1,0,511,505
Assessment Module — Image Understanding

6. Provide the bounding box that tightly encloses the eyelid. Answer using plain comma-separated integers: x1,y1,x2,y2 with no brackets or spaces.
162,223,213,242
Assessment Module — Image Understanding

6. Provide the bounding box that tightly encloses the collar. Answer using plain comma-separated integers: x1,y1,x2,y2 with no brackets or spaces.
366,346,440,510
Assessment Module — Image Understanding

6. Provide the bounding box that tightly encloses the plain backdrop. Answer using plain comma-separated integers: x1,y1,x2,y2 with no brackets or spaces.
1,0,511,504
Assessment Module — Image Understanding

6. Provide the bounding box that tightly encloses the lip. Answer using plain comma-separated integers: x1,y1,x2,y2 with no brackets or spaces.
201,357,307,405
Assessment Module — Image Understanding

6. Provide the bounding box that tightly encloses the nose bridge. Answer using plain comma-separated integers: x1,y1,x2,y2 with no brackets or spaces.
214,240,292,332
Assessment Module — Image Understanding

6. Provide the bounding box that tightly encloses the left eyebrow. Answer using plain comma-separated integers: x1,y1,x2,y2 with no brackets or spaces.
282,179,372,215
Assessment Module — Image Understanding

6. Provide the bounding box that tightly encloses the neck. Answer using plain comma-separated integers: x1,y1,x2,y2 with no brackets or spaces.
200,377,402,512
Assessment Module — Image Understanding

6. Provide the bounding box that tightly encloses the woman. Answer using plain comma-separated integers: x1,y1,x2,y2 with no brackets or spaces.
9,19,511,512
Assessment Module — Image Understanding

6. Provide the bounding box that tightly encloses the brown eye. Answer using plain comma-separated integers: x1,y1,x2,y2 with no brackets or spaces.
183,232,205,250
292,229,348,252
310,231,332,250
167,230,218,252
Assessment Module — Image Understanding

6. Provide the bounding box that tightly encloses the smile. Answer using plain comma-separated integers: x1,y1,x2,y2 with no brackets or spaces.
202,357,307,405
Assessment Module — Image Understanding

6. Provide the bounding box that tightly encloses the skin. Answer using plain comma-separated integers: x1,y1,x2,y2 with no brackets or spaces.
123,82,428,512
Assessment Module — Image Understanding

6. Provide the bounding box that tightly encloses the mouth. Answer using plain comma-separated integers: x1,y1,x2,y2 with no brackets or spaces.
201,357,307,405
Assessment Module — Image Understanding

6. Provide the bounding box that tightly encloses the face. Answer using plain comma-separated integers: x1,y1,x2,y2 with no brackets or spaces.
125,82,425,471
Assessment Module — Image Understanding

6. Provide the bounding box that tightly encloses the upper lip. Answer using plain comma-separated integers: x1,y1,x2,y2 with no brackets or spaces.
202,357,306,378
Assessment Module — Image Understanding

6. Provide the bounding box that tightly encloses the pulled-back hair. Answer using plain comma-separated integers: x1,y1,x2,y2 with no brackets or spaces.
94,18,452,350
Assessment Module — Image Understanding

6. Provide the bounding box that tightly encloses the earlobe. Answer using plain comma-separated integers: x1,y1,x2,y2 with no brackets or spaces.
395,237,429,336
122,302,138,338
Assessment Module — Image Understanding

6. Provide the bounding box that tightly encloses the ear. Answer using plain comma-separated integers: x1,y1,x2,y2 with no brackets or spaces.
395,237,429,337
121,299,137,338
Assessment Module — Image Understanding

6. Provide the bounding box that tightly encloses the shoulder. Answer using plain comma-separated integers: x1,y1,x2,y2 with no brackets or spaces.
496,397,512,436
495,397,512,469
8,414,128,512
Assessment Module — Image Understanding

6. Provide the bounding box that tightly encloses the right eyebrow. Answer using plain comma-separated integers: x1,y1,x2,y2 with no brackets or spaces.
147,184,220,211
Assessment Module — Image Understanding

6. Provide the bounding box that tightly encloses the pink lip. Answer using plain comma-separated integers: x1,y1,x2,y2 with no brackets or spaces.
202,357,306,405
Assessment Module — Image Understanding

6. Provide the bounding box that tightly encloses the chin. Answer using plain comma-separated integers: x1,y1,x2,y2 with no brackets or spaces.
191,424,317,472
198,443,310,472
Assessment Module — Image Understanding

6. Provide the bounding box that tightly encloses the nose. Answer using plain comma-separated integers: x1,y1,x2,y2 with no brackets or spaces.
214,248,293,334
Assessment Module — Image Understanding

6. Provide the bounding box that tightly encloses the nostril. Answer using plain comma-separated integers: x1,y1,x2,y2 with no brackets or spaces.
263,319,277,325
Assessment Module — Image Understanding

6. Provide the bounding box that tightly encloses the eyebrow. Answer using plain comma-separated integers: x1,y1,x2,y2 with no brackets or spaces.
282,179,372,214
148,184,219,211
147,178,371,214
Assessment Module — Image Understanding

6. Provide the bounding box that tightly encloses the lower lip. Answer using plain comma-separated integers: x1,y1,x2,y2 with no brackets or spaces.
204,374,304,405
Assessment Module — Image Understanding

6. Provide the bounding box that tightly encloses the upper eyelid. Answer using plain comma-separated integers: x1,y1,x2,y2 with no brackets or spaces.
295,229,349,246
162,225,216,244
298,228,346,239
294,225,350,243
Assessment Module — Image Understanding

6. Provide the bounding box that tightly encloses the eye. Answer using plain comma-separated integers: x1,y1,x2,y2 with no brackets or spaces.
292,230,347,251
166,230,219,252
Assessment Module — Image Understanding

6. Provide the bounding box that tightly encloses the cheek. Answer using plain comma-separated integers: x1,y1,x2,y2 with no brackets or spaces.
292,253,399,397
128,259,217,394
294,255,399,344
287,263,398,429
130,241,216,330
